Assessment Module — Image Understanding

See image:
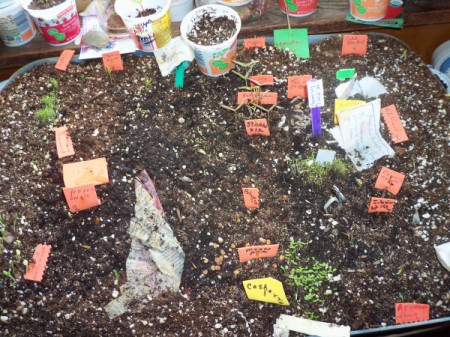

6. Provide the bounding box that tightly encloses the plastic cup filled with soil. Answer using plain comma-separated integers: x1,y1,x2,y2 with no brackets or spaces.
114,0,172,51
180,4,241,77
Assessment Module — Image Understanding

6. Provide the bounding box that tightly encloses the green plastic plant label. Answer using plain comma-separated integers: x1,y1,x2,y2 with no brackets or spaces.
274,28,310,59
336,69,356,80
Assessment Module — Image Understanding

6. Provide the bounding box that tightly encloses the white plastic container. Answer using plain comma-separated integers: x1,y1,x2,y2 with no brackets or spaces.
115,0,172,52
432,40,450,79
170,0,193,22
180,4,241,77
0,0,36,47
0,0,16,8
22,0,80,46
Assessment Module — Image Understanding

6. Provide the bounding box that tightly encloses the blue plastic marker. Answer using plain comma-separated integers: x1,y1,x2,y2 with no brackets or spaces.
311,107,322,136
175,61,190,88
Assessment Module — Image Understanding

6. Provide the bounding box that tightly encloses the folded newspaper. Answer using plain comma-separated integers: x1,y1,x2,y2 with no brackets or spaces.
105,171,185,319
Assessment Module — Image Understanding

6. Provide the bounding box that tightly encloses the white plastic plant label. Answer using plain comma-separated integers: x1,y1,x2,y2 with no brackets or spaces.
307,78,324,108
435,242,450,272
274,315,350,337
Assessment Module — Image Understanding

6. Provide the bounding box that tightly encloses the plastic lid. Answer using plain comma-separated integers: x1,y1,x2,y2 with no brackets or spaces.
216,0,251,7
432,40,450,74
0,0,17,9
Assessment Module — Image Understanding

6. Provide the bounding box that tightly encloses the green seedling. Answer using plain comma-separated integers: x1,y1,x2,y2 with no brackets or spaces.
231,59,258,85
112,269,120,281
105,66,113,83
2,270,16,286
22,259,29,272
144,77,152,89
35,77,59,125
401,49,408,61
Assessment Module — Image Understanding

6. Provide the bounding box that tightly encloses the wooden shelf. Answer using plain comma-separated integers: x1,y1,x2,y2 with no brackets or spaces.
1,0,450,80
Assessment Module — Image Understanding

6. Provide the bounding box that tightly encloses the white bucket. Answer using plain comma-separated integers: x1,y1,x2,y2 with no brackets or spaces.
22,0,81,46
0,0,15,8
170,0,193,22
216,0,251,7
115,0,172,52
432,40,450,79
180,4,241,77
0,0,36,46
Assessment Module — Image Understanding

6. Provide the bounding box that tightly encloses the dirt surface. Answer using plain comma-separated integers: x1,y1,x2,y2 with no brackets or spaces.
0,35,449,336
186,10,237,46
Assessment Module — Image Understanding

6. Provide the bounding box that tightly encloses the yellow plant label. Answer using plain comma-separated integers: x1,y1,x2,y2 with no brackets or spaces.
243,277,289,306
334,99,366,124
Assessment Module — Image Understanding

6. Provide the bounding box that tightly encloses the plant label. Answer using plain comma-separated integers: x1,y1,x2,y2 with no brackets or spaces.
63,184,101,212
274,28,310,59
244,37,266,49
375,167,405,195
55,49,75,71
287,75,312,99
24,244,52,282
63,158,109,188
316,149,336,165
237,91,278,105
341,35,368,56
368,197,396,213
381,104,409,143
275,315,350,337
136,169,164,214
311,107,322,136
395,303,430,324
336,68,356,80
307,79,324,108
334,99,366,124
244,119,270,136
242,188,259,208
243,277,289,305
238,244,279,262
250,75,274,86
55,126,75,158
102,51,124,71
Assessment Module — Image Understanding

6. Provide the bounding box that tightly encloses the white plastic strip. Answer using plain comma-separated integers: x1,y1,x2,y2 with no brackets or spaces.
275,315,350,337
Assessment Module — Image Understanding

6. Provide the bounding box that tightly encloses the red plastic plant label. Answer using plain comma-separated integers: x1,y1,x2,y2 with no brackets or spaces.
396,303,430,324
55,126,75,158
63,158,109,188
342,35,368,56
63,184,101,212
287,75,312,99
250,75,274,86
55,49,75,71
381,104,409,143
238,244,279,263
102,51,124,71
368,197,396,213
244,37,266,49
24,244,52,282
375,167,405,195
244,119,270,136
242,188,259,209
237,92,278,105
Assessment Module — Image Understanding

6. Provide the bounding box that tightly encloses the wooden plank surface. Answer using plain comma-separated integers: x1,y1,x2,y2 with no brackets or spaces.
1,0,450,80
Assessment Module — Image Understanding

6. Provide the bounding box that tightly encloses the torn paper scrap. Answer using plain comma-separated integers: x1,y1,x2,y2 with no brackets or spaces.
24,244,52,282
335,75,387,99
135,169,164,214
435,242,450,272
330,99,394,171
154,37,194,77
105,175,185,319
275,315,350,337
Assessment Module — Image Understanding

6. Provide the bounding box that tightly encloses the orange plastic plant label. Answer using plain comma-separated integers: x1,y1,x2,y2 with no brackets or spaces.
237,92,278,105
242,188,259,208
244,37,266,49
287,75,312,99
396,303,430,324
102,51,124,71
63,184,101,212
24,244,52,282
342,35,368,56
375,167,405,195
250,75,274,86
63,158,109,188
55,126,75,158
55,49,75,71
381,104,409,143
244,119,270,136
238,244,279,263
368,197,396,213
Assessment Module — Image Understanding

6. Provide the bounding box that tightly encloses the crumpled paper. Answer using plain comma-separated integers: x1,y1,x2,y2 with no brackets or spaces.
153,37,194,77
105,172,185,319
335,75,388,100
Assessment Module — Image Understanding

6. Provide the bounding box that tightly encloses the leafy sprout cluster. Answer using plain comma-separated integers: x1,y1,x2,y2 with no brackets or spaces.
35,77,59,125
288,155,351,185
281,240,336,306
